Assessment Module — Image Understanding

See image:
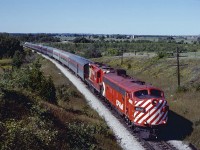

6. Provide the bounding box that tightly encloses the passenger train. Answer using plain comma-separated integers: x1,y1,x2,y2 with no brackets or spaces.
24,42,169,139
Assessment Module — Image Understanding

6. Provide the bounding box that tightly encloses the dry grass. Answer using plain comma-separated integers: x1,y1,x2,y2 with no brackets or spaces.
0,67,3,74
93,56,200,148
0,58,12,66
0,58,12,73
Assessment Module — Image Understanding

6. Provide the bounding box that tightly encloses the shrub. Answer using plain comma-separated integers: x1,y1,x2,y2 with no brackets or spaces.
1,59,57,104
194,83,200,91
66,122,97,149
127,63,132,69
56,84,81,102
12,51,24,68
39,76,56,104
157,51,167,59
0,118,58,150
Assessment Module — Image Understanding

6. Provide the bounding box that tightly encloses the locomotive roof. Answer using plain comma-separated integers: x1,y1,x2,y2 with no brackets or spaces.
90,62,115,73
103,72,158,93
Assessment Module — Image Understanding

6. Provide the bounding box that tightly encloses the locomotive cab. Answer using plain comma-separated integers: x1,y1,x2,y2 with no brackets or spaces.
131,88,168,127
127,88,169,139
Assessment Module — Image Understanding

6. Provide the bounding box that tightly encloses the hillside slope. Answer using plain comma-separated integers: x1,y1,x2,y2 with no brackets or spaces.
0,52,121,150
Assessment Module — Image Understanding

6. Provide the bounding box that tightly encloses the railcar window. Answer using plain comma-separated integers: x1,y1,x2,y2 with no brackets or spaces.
150,89,162,97
134,90,148,97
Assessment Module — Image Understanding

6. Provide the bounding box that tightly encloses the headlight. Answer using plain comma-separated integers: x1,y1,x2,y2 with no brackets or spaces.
135,107,146,112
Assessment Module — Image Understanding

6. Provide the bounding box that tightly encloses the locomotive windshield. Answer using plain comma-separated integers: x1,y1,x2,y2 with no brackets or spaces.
134,89,163,98
134,90,148,97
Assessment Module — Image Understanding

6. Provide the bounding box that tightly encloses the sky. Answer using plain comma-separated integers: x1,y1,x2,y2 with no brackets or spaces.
0,0,200,35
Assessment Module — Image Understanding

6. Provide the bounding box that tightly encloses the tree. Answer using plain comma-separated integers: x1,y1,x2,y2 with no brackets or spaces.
73,37,93,43
40,76,56,104
106,48,119,56
197,37,200,44
84,44,102,58
0,33,23,58
12,51,24,68
99,36,105,41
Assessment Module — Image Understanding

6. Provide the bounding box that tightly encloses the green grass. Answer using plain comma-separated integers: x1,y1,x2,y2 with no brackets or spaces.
93,56,200,149
0,58,12,73
0,68,3,74
0,58,12,66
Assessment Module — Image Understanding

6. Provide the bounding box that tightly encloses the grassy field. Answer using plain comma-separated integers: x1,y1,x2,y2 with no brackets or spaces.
0,58,12,72
93,56,200,148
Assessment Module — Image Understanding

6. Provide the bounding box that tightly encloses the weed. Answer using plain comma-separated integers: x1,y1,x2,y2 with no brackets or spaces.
0,59,12,66
157,51,167,59
194,83,200,91
176,86,188,93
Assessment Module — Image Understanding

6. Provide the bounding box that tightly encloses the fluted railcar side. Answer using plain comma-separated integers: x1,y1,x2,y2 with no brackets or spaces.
53,48,61,61
24,42,91,81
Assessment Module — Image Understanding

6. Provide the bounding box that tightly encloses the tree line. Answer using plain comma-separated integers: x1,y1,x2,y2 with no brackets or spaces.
47,38,200,58
13,33,60,43
0,33,23,58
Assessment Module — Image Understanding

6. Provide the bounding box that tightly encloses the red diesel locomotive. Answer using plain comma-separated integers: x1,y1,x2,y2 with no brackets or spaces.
87,62,169,138
24,42,169,139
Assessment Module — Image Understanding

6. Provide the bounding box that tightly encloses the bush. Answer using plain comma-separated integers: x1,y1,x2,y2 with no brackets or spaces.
0,118,58,150
66,122,97,149
39,76,56,104
157,51,167,59
127,63,132,69
12,51,24,68
0,91,59,150
192,83,200,91
0,59,57,104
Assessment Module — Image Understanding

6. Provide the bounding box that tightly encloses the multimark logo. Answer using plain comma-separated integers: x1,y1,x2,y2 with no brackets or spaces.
116,100,123,110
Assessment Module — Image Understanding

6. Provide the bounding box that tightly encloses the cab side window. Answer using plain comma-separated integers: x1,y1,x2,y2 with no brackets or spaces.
150,89,162,97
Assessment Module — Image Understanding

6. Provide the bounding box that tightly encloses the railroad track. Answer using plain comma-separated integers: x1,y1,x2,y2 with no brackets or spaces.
143,140,178,150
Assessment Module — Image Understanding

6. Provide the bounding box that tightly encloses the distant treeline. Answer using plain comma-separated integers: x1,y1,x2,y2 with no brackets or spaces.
0,33,23,58
0,33,61,58
47,37,200,58
12,33,60,43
